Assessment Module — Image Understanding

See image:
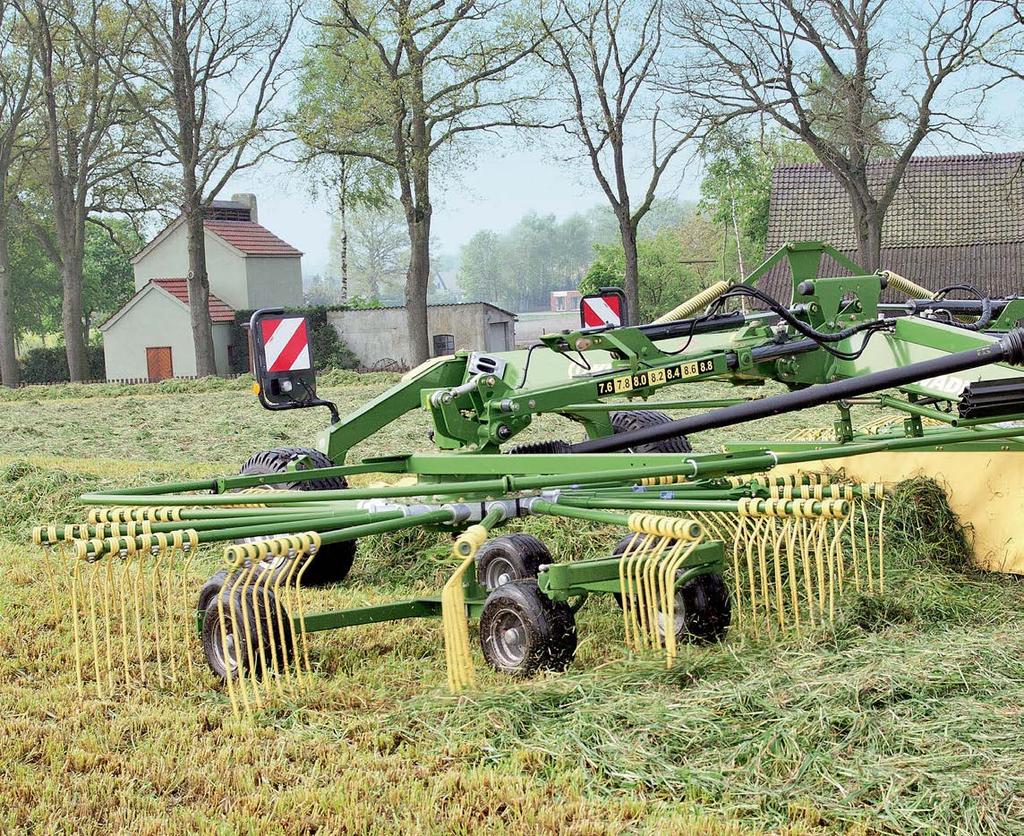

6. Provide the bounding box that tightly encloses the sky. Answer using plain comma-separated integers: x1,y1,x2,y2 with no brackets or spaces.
226,137,706,280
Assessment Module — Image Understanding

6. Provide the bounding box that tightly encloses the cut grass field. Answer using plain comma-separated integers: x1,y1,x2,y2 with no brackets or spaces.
1,375,1023,834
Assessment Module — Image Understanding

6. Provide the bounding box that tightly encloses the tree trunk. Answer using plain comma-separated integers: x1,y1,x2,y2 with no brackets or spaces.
61,249,87,381
406,209,431,364
339,193,349,306
184,207,217,376
620,219,640,325
852,210,883,273
0,212,19,387
861,214,882,272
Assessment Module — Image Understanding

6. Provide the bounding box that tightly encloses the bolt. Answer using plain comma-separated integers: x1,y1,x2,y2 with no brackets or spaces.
496,425,512,440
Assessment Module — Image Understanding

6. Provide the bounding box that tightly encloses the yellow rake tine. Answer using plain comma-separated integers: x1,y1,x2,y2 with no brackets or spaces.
877,492,887,595
271,550,296,691
132,547,148,684
295,534,320,680
618,533,645,650
101,553,116,695
237,559,263,709
86,560,104,698
862,498,874,594
770,515,786,631
798,515,815,627
784,517,800,633
71,558,84,700
117,551,132,685
288,537,312,684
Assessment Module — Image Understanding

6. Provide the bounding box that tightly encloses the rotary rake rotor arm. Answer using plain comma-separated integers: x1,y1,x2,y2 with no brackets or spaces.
571,329,1024,454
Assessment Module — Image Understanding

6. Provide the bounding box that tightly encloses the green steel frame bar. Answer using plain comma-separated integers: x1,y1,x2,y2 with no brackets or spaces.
79,424,1024,513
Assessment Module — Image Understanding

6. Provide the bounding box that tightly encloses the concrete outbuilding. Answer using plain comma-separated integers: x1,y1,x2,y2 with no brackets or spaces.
327,303,516,369
100,195,303,380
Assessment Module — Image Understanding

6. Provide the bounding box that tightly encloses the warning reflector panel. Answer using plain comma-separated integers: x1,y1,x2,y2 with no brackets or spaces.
580,288,627,328
260,316,311,372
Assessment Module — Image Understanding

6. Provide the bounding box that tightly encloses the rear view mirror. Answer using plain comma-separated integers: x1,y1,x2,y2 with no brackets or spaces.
249,308,338,422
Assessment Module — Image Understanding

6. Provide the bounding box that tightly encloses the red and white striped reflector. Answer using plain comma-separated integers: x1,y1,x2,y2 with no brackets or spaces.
260,316,311,372
581,294,622,327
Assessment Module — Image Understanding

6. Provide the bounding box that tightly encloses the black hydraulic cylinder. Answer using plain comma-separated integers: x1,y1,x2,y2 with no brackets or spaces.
571,329,1024,453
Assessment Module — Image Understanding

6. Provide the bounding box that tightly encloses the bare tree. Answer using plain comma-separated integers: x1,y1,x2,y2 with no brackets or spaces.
0,0,34,386
307,0,547,364
124,0,299,376
17,0,150,380
670,0,1013,270
541,0,708,323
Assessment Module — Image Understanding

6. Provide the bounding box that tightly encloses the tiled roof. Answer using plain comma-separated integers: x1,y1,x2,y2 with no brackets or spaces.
151,279,236,322
766,152,1024,251
761,152,1024,300
204,220,303,257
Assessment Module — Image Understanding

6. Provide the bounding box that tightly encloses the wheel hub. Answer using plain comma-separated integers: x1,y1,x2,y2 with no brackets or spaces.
488,607,527,667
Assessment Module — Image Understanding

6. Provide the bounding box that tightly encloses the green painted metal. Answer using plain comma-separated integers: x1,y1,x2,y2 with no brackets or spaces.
301,598,444,633
537,542,726,601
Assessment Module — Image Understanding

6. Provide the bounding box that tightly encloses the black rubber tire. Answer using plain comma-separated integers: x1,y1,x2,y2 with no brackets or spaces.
476,534,552,591
610,410,691,454
507,439,573,455
610,534,731,644
679,573,731,644
238,446,355,586
479,579,577,676
197,569,229,615
201,585,294,681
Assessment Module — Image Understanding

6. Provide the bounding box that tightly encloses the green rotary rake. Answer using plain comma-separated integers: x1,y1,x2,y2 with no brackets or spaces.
30,241,1024,717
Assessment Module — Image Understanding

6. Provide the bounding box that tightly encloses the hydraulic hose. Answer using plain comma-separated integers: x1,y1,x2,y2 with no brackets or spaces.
571,329,1024,453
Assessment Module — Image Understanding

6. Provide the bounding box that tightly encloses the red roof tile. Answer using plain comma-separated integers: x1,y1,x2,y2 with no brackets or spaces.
151,279,236,322
203,220,303,257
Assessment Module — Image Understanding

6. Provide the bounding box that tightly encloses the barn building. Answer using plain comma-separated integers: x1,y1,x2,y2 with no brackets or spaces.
100,194,302,380
762,152,1024,299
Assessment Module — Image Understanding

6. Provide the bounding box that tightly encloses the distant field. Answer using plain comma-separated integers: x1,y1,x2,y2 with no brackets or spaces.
1,374,1022,833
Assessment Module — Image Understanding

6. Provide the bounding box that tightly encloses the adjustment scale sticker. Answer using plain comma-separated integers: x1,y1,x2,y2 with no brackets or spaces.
596,358,715,396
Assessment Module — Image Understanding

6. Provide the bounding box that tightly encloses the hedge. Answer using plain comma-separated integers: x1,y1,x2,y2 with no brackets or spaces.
16,345,106,384
228,307,360,374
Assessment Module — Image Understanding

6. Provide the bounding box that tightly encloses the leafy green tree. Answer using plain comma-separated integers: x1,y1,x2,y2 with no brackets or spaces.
7,212,60,342
82,220,142,341
673,0,1010,270
581,212,721,322
698,131,817,280
301,0,545,364
0,0,34,385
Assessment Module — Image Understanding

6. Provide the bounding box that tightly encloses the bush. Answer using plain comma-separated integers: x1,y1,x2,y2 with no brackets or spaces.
228,306,360,374
16,344,106,384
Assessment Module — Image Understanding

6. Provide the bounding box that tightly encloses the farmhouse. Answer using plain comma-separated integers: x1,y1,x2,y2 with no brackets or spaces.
762,151,1024,299
100,194,303,381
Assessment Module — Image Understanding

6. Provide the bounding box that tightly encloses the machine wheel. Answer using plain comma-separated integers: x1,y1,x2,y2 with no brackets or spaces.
201,586,294,681
609,534,731,644
476,534,551,591
238,446,355,586
479,580,577,676
677,573,731,644
610,410,691,454
197,569,229,614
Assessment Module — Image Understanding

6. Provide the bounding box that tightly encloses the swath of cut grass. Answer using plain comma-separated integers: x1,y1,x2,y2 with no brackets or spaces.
1,378,1023,833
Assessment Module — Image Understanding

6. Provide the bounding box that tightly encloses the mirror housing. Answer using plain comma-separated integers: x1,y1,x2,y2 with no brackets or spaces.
248,308,339,422
580,287,627,329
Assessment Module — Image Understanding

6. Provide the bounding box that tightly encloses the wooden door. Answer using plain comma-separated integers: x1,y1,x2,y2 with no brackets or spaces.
146,347,173,381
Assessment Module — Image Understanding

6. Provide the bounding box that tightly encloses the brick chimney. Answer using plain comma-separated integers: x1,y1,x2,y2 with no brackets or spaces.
231,193,258,223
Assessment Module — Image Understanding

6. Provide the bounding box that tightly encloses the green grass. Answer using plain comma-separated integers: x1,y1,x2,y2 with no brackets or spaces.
1,376,1023,834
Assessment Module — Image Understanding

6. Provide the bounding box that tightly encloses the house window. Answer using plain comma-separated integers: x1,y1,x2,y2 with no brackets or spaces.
433,334,455,356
